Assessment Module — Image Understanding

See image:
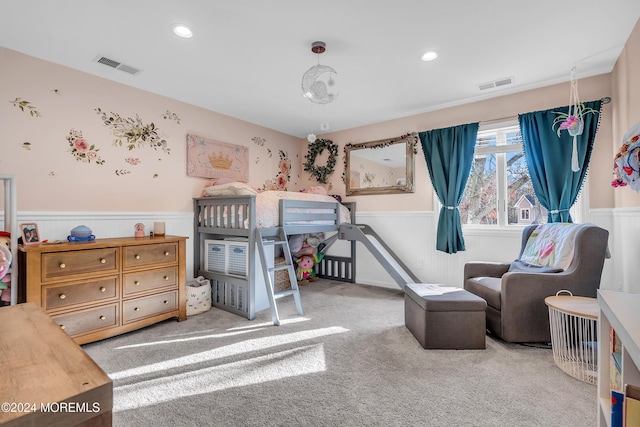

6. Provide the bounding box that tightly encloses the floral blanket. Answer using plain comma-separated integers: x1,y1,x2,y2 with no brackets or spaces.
519,223,588,270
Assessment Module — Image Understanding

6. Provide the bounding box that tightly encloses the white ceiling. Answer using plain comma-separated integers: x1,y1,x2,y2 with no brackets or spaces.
2,1,639,138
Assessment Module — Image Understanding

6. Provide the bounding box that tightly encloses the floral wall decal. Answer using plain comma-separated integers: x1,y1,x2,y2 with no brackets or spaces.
261,150,291,191
67,129,105,165
95,108,170,153
162,110,181,124
124,157,141,166
115,169,131,176
252,136,265,146
10,98,41,117
21,142,31,150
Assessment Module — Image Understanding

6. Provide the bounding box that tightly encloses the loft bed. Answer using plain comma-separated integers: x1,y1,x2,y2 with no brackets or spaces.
193,189,356,320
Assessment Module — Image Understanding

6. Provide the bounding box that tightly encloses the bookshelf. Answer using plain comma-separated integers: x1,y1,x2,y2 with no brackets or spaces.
597,290,640,426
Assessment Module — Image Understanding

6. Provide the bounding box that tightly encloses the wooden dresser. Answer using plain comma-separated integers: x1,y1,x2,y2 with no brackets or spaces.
18,235,187,345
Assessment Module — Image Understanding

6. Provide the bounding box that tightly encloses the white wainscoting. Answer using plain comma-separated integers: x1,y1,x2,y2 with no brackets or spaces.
354,211,522,289
607,207,640,293
354,209,623,292
2,207,633,293
7,211,195,278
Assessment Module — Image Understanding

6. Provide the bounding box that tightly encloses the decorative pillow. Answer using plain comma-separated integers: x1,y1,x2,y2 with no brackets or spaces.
211,177,236,185
202,181,258,197
519,223,585,270
508,259,563,274
307,186,328,195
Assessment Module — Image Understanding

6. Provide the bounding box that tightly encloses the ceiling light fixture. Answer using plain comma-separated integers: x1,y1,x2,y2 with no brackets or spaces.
301,41,338,104
172,24,193,38
421,51,439,62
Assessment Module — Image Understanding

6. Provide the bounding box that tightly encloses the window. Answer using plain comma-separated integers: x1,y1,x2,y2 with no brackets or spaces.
458,121,548,226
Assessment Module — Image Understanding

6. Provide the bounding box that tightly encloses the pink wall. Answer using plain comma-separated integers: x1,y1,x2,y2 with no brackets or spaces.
316,73,614,212
611,18,640,208
4,18,638,216
0,47,302,212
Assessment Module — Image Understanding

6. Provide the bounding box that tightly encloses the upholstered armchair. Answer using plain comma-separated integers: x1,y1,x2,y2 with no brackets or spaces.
464,223,609,343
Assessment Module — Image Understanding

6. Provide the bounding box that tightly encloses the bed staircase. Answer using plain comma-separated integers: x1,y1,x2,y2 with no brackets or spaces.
256,228,303,326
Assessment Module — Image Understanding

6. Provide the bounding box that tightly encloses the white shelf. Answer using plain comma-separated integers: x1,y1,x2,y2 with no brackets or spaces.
597,290,640,426
0,174,18,306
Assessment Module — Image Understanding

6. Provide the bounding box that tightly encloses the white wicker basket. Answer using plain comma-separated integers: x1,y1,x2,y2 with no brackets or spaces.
546,290,598,384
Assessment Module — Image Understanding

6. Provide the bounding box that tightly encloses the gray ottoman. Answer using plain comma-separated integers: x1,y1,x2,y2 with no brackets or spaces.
404,283,487,349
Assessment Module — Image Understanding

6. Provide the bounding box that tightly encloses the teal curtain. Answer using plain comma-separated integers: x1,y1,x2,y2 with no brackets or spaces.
518,100,601,223
419,123,479,254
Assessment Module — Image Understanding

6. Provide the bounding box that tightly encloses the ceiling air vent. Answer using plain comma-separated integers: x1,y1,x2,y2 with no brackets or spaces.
477,76,514,91
94,55,141,75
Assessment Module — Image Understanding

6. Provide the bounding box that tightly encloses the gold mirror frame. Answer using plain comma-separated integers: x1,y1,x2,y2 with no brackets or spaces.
345,134,416,196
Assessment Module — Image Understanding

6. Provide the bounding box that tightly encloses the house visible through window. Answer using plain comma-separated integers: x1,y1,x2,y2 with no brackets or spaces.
458,121,548,226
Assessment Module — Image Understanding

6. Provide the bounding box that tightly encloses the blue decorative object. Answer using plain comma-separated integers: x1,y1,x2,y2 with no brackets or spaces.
67,225,95,242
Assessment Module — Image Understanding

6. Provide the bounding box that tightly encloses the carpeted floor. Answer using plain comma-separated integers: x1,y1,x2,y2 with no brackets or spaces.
83,280,596,427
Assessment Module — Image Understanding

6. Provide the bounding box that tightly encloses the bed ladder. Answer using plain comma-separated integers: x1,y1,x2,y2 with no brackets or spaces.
256,228,303,326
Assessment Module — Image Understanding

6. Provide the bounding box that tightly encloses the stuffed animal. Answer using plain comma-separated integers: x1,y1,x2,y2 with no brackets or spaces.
0,231,12,304
295,255,315,285
295,252,324,285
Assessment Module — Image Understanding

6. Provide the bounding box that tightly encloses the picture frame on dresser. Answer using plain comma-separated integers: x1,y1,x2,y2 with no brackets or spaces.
19,222,39,245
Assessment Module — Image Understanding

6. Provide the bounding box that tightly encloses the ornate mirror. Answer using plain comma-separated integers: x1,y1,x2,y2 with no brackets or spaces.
345,133,416,196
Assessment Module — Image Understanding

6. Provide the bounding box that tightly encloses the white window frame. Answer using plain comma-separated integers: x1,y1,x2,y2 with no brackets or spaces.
433,120,587,234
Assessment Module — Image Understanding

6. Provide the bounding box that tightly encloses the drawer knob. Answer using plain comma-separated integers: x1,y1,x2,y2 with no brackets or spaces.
99,287,106,292
134,307,140,312
59,324,65,330
100,258,106,264
134,280,140,286
164,251,170,256
59,263,66,269
99,315,106,320
135,254,141,260
59,294,66,300
163,275,169,280
163,300,169,304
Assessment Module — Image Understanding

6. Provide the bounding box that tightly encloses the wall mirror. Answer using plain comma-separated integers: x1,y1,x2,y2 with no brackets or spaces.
345,134,416,196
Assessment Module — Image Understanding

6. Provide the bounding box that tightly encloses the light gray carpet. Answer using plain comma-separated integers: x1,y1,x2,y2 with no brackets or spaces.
83,280,596,427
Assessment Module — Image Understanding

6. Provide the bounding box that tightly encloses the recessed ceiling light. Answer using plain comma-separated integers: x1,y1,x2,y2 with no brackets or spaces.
421,51,439,62
172,24,193,38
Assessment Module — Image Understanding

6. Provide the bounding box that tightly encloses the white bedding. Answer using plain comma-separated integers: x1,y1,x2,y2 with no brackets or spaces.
201,187,350,229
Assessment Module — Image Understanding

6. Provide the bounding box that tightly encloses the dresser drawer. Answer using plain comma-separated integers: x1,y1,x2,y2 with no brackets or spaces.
123,291,177,323
123,267,177,296
43,277,119,311
123,243,177,269
42,248,119,281
53,303,119,337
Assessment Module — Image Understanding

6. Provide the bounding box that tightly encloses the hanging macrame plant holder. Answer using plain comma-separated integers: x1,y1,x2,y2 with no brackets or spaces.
566,67,583,172
552,66,598,172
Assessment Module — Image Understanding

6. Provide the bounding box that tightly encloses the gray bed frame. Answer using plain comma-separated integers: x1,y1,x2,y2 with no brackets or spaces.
193,195,357,319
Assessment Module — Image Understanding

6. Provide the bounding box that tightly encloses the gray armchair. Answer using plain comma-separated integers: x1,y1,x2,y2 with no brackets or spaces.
464,223,609,343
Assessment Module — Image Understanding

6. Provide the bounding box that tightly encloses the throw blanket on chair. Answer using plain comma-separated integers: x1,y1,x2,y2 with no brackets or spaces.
518,223,589,270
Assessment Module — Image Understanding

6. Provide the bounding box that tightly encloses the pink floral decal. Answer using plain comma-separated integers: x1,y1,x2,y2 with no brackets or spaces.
67,129,105,165
125,157,141,166
261,150,291,191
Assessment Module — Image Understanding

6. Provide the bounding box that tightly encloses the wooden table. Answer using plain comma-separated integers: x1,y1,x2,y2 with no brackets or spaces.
0,303,112,426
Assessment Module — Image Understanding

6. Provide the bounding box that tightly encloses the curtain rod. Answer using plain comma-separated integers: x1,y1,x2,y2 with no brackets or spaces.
480,97,612,127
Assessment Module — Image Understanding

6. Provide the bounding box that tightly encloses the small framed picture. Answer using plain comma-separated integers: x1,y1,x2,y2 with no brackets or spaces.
20,223,40,245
